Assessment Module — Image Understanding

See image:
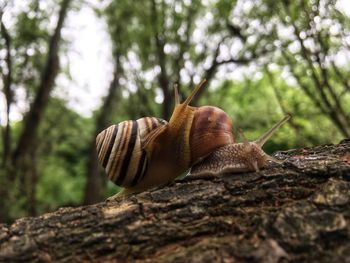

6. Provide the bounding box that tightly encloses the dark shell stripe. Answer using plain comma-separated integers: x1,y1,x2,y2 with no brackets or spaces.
116,120,138,185
96,117,168,187
125,117,164,186
138,117,153,142
97,127,114,164
130,150,147,186
108,120,130,182
138,157,148,182
125,121,147,186
130,117,165,184
102,125,118,168
96,130,106,154
108,120,142,186
96,130,108,164
126,117,166,186
138,117,166,147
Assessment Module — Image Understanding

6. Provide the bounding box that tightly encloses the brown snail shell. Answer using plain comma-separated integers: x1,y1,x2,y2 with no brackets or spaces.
190,106,235,165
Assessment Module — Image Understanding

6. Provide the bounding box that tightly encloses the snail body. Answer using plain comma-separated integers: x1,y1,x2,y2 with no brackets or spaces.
191,114,291,176
96,80,234,196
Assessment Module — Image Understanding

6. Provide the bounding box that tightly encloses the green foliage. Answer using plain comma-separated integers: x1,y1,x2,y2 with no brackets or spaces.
201,71,342,153
35,98,93,212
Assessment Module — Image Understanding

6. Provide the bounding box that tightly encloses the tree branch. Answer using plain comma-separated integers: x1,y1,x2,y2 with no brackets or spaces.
0,140,350,261
315,30,350,129
281,2,349,137
226,21,247,42
281,50,327,115
191,37,271,105
264,66,319,145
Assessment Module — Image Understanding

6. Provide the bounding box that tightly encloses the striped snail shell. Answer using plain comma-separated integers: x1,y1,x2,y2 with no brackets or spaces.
96,117,168,187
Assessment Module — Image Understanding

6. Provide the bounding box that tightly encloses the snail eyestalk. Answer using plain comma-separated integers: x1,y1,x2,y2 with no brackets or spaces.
183,79,206,106
238,128,249,146
255,114,291,147
174,83,180,105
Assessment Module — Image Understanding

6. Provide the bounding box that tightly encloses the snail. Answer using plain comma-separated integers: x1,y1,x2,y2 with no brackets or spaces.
190,114,291,176
96,80,235,196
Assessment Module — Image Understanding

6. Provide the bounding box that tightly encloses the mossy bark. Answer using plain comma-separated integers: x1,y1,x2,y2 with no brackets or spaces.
0,139,350,262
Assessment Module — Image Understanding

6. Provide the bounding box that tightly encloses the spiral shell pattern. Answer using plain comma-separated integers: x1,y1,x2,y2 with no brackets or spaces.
96,117,168,187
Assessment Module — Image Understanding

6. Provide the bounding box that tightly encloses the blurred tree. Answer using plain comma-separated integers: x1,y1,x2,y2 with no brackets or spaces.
12,0,72,216
103,0,271,119
0,0,72,220
36,98,91,213
0,5,13,169
83,2,134,204
83,57,123,204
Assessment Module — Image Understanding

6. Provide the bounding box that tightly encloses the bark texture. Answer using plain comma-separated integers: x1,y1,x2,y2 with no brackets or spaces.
0,139,350,262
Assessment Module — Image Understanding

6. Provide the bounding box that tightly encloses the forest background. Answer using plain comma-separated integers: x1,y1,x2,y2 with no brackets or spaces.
0,0,349,222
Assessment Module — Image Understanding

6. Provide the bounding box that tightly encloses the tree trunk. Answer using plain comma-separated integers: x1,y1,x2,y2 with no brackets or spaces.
150,0,171,120
83,58,122,205
13,0,71,163
1,139,350,262
10,0,71,216
0,18,13,222
0,19,13,168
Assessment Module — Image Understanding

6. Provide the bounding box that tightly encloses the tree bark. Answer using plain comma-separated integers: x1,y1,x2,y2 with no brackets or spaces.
0,139,350,262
